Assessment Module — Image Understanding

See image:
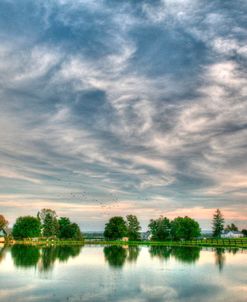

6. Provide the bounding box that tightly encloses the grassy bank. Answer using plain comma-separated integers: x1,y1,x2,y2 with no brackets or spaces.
85,238,247,248
6,239,85,247
5,238,247,248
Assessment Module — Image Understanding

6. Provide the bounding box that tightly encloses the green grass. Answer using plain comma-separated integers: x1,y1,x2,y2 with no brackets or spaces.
7,237,247,248
7,239,85,247
85,238,247,248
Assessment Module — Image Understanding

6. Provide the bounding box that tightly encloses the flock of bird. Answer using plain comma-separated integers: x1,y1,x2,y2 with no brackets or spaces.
55,177,122,216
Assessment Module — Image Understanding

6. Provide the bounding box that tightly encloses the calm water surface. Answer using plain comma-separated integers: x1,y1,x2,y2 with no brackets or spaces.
0,245,246,302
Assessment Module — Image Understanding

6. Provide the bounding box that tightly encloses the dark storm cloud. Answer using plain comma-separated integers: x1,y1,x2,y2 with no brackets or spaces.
0,0,246,229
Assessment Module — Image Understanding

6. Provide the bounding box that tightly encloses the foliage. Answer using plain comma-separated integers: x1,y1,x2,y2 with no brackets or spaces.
0,214,8,233
212,209,224,238
58,217,83,240
38,208,57,223
38,209,59,237
225,223,238,232
148,216,171,241
242,229,247,237
126,215,141,241
43,213,59,237
104,216,127,240
12,216,41,239
170,216,201,240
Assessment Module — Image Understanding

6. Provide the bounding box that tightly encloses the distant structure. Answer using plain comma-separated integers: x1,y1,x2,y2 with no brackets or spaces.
141,231,152,241
0,230,6,243
121,237,129,242
221,231,243,238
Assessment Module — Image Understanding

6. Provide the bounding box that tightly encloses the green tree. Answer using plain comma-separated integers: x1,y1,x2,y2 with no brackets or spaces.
12,216,41,239
43,213,59,237
241,229,247,237
0,214,8,234
170,216,201,240
58,217,83,240
104,216,127,240
212,209,224,238
38,208,57,222
148,216,171,241
69,223,83,240
38,209,58,237
225,223,238,232
126,214,141,241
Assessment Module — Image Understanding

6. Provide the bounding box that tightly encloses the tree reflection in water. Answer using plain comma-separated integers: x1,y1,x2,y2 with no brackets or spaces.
10,245,82,272
214,247,239,272
0,245,7,264
40,245,82,272
127,246,140,263
104,246,127,268
149,246,201,263
11,245,40,268
104,245,140,268
149,246,172,261
171,247,201,263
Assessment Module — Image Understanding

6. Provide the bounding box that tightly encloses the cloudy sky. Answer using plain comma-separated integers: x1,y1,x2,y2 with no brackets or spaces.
0,0,247,231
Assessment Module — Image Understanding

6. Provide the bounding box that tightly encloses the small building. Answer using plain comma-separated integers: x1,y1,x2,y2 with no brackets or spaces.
121,237,129,242
0,230,6,243
141,231,152,241
221,231,243,238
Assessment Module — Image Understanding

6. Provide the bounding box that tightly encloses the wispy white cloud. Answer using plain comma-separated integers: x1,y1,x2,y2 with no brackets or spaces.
0,0,246,229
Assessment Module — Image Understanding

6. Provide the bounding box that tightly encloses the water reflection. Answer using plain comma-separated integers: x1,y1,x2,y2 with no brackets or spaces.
10,245,82,272
104,245,140,268
214,247,239,272
0,245,245,302
7,245,244,274
11,245,40,268
104,246,127,268
149,246,172,261
149,246,201,263
0,244,7,264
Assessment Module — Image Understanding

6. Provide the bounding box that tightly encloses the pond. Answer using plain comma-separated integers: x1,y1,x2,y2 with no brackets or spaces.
0,245,246,302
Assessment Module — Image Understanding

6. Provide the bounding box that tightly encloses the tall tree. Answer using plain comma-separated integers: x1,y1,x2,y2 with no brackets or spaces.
126,215,141,241
212,209,224,238
170,216,201,240
0,214,8,234
43,213,59,237
225,223,238,232
104,216,127,240
148,216,171,241
38,208,57,223
58,217,72,239
38,209,58,237
12,216,41,239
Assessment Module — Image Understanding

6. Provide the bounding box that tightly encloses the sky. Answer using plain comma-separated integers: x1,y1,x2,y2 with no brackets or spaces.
0,0,247,231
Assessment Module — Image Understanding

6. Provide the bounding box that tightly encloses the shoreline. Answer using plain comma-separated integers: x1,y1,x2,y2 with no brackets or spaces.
4,238,247,249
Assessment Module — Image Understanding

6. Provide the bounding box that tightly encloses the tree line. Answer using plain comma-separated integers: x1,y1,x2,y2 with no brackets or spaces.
103,209,246,241
3,209,83,240
103,214,201,241
0,208,246,241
